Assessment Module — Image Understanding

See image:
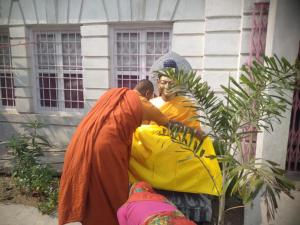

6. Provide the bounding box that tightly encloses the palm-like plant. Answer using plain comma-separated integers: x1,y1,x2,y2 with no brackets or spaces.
157,56,299,225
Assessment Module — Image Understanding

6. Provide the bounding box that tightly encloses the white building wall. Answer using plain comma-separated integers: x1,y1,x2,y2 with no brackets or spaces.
9,26,34,113
172,21,205,74
203,0,243,93
81,24,110,112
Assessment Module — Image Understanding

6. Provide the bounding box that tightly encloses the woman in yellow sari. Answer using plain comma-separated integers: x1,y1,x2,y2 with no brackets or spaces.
129,53,222,224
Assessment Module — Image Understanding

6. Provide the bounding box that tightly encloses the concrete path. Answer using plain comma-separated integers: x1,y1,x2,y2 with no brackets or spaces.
0,203,57,225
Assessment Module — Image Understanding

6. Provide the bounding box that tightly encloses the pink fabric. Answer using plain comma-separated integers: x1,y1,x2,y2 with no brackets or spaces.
117,200,177,225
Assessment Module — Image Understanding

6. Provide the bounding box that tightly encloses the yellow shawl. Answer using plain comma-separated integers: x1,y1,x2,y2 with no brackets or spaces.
129,96,222,196
153,96,200,129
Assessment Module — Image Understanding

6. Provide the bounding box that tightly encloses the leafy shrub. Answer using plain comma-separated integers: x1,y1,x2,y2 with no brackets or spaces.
8,120,59,214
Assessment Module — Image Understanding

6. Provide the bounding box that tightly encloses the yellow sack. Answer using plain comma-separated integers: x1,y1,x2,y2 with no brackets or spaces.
129,125,222,196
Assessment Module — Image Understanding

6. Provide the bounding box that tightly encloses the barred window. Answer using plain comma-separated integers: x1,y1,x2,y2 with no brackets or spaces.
33,31,83,111
242,2,270,162
248,2,269,65
112,28,171,88
0,32,15,107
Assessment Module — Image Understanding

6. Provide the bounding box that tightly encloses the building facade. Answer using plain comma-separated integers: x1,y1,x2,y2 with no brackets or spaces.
0,0,299,223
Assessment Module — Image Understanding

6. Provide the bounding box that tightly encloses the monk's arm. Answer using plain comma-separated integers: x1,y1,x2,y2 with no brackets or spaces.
141,100,169,126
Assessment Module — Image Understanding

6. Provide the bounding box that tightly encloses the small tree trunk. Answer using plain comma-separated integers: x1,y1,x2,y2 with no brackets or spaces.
218,163,227,225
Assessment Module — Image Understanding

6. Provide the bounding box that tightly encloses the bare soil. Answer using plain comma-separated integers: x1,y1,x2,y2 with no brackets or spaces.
211,197,244,225
0,175,39,207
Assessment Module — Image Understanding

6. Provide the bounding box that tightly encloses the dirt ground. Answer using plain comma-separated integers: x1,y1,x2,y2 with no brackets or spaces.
0,175,39,208
0,175,58,225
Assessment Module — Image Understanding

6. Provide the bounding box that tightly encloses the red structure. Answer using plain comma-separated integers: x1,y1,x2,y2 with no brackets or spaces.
248,2,269,66
286,43,300,173
242,2,269,162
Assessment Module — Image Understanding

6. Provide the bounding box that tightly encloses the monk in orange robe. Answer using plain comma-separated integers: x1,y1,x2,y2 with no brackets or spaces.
58,80,169,225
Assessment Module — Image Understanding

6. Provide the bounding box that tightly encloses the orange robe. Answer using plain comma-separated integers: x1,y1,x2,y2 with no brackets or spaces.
151,96,200,129
58,88,143,225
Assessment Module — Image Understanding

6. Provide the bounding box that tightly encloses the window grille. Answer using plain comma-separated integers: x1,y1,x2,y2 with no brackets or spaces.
242,2,269,162
248,2,269,65
286,80,300,172
0,32,15,107
286,44,300,173
33,31,83,111
112,29,171,88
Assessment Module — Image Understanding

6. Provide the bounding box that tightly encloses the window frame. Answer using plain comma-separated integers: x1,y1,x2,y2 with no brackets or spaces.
109,24,172,88
0,29,15,110
30,27,84,114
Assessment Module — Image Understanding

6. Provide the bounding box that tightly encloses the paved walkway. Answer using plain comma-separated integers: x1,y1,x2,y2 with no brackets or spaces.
0,203,57,225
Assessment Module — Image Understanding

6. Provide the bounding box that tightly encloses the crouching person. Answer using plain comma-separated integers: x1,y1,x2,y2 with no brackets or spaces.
117,181,196,225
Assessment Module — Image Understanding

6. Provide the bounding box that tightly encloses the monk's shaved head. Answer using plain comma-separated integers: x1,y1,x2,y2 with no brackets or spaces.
134,79,154,98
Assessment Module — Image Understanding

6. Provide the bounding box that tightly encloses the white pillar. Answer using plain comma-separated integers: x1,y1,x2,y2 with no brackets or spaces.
80,24,109,113
203,0,243,93
9,26,34,113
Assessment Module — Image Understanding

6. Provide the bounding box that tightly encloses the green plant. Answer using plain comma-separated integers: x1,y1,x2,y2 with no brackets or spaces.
158,56,299,225
38,178,59,214
8,120,59,214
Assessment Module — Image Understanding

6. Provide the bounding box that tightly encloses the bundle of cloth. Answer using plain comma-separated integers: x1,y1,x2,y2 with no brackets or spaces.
117,181,196,225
